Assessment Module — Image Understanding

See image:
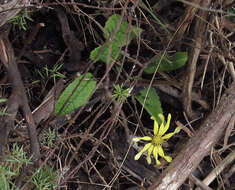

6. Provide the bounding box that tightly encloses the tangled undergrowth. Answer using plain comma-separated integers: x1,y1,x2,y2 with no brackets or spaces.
0,0,234,189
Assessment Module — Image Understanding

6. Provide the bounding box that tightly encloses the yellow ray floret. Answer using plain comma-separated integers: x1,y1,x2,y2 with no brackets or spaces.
133,113,182,165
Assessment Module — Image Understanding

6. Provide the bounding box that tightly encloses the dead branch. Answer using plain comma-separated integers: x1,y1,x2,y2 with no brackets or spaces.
55,8,85,72
148,82,235,190
182,0,211,118
0,24,40,165
174,0,201,44
0,0,29,27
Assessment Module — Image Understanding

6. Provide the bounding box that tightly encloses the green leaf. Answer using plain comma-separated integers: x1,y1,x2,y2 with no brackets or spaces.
144,52,188,74
136,87,163,123
90,14,142,64
0,98,7,103
226,7,235,19
104,14,142,46
90,43,121,64
55,73,96,116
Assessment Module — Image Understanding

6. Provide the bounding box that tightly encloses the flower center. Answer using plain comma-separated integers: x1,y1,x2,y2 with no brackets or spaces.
152,135,164,145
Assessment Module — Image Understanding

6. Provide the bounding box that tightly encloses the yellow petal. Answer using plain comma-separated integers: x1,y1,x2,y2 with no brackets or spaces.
151,116,159,135
132,137,141,142
134,143,152,160
162,126,182,140
147,145,154,164
153,146,161,165
156,146,172,163
133,136,152,142
156,160,161,165
134,152,142,160
139,136,153,141
158,114,165,135
159,114,171,136
161,133,174,139
157,145,165,157
164,156,172,163
175,126,182,133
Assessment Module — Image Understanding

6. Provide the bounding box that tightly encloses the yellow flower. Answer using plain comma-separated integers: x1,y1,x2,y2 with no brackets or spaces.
133,113,182,165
